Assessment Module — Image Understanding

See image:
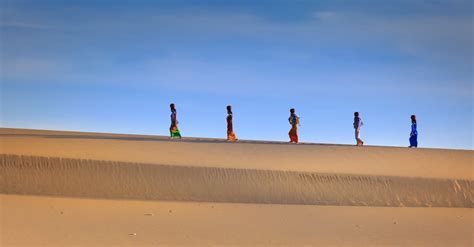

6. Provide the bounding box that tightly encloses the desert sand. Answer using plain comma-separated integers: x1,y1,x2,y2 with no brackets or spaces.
2,194,472,246
1,128,473,246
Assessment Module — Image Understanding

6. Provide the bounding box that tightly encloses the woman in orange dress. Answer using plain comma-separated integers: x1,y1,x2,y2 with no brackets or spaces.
288,108,300,143
226,105,238,141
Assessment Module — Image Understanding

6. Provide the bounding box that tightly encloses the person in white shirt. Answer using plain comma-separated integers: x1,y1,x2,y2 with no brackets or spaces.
353,112,364,146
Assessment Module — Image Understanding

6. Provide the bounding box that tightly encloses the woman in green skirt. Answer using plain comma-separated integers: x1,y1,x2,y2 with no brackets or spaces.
169,103,182,139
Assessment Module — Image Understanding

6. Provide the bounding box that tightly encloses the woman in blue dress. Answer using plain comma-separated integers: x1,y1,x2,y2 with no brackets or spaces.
409,115,417,148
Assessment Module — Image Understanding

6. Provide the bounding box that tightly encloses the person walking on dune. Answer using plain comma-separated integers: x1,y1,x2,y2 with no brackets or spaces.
226,105,238,142
288,108,300,144
409,115,418,148
353,112,364,146
169,103,181,139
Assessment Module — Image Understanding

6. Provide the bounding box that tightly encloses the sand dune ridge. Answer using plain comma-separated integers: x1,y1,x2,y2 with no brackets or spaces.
1,154,472,208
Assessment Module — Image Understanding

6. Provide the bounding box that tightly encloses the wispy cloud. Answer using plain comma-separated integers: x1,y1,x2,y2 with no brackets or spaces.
0,21,53,29
1,2,472,99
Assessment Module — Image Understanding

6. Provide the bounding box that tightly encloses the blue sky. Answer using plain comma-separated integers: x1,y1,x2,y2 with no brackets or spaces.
1,0,472,149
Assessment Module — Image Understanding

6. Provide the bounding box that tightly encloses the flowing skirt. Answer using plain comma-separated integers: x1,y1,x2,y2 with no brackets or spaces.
170,126,181,138
289,124,298,143
227,131,238,141
409,134,418,147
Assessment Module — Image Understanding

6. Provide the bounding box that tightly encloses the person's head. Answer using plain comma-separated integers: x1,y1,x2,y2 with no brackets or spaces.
354,112,359,117
411,115,417,124
290,108,295,114
170,103,176,112
227,105,232,114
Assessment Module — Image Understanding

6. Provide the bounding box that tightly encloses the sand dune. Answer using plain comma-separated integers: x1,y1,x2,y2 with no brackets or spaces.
1,154,472,207
1,128,471,179
1,128,473,246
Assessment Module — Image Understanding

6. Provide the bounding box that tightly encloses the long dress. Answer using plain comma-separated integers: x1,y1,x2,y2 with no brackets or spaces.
409,123,418,147
227,113,237,141
169,111,181,138
288,114,299,143
353,116,364,146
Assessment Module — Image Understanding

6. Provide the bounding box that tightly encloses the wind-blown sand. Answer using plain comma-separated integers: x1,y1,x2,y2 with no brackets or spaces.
1,128,473,246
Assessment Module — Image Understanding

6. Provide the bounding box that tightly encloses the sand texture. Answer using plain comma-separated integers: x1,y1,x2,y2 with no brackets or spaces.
1,128,472,179
1,154,472,207
0,128,473,246
1,194,473,247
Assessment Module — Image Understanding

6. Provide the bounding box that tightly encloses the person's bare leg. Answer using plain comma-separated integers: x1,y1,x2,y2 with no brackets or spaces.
355,129,360,146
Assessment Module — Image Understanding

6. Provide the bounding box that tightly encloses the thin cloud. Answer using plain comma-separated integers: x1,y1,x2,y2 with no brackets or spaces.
0,21,53,29
2,3,472,99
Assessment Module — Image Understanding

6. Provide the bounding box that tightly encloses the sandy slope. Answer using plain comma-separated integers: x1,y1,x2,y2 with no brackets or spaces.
1,128,473,246
2,154,472,207
0,128,472,179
